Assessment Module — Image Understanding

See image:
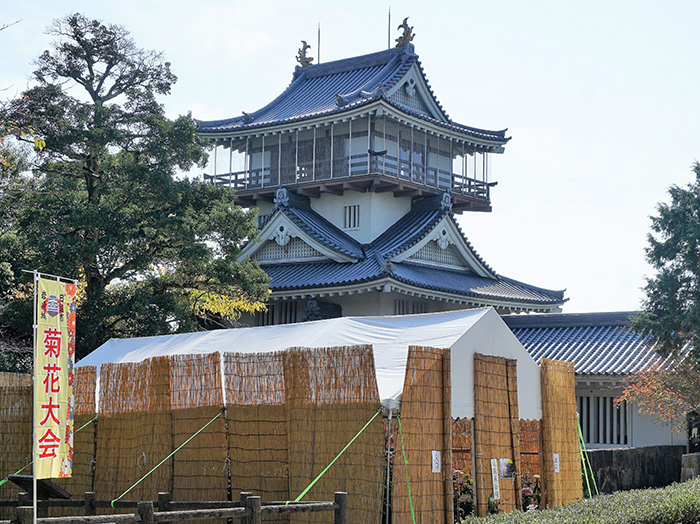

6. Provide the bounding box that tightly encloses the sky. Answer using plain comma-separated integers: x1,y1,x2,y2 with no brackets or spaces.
2,1,699,314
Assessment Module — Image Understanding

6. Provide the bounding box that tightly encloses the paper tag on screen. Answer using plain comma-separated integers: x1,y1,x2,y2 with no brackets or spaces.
431,450,441,473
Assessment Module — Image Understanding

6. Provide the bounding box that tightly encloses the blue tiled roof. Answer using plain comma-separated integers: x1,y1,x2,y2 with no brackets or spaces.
392,263,563,304
281,206,364,259
503,312,662,375
265,258,383,290
370,207,499,278
258,201,565,308
371,208,444,259
197,46,509,143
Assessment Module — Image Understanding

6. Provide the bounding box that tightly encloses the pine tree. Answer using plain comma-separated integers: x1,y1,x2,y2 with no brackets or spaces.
0,13,269,360
633,161,700,364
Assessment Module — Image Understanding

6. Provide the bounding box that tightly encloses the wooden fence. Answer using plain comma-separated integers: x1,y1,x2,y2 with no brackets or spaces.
1,491,347,524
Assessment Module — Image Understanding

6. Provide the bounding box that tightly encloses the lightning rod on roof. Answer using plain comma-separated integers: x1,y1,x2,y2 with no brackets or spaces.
318,22,321,64
387,6,391,49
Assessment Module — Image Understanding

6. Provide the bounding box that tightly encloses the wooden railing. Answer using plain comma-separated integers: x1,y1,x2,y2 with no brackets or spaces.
204,154,490,202
2,491,348,524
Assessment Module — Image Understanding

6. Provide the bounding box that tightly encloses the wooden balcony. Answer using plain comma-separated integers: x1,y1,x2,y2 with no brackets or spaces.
204,154,493,213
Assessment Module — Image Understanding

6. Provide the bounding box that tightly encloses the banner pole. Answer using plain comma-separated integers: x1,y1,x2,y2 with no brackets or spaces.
32,271,38,524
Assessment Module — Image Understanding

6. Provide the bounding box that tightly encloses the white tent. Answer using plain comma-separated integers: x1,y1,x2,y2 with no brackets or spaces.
78,307,542,419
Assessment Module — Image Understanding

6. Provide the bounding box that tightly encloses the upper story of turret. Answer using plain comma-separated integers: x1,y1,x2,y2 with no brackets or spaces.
197,36,511,215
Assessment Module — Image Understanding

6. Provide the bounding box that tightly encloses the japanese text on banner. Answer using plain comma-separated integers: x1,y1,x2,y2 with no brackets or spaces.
34,277,77,479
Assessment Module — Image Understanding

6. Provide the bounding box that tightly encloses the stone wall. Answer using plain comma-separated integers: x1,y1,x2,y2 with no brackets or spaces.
681,452,700,482
585,445,685,494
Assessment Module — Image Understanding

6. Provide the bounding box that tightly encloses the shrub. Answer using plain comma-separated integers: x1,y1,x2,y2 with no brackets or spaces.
460,477,700,524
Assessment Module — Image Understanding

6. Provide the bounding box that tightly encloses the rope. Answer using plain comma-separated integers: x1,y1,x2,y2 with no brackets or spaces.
287,407,382,504
577,420,592,498
0,465,31,488
75,414,98,433
577,419,599,496
397,416,416,524
0,414,98,487
110,409,223,508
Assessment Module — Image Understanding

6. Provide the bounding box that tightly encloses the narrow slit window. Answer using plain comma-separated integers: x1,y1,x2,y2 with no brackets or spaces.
343,205,360,230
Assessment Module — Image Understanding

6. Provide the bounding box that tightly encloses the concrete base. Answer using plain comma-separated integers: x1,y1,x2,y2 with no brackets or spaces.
681,452,700,482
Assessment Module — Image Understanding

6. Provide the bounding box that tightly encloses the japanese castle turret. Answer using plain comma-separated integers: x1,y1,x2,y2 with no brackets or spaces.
198,33,567,325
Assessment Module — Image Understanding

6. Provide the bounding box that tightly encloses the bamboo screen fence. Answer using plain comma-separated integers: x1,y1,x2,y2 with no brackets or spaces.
392,346,453,524
51,366,97,517
225,350,289,517
283,346,384,524
473,353,522,516
0,372,31,519
452,418,472,474
451,418,542,499
519,419,542,479
1,347,385,524
1,346,580,522
96,357,174,503
540,358,583,507
170,353,228,511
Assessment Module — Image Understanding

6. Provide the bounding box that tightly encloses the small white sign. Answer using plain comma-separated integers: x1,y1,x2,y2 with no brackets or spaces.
431,450,441,473
553,453,560,473
490,458,501,500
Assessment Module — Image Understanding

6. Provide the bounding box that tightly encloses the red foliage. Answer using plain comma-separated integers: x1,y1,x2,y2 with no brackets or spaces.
617,354,700,430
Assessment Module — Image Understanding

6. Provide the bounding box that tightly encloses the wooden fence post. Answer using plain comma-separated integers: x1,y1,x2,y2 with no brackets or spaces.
245,495,261,524
239,492,252,524
84,492,96,516
18,492,47,518
17,492,30,507
16,506,32,524
138,501,155,524
158,492,170,524
158,492,170,511
334,492,348,524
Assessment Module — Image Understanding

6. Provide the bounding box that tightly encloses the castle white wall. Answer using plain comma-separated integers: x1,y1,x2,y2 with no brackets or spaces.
628,407,686,448
310,192,412,244
255,201,275,217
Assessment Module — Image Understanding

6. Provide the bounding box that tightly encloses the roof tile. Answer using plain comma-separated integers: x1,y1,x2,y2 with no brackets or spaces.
503,312,662,375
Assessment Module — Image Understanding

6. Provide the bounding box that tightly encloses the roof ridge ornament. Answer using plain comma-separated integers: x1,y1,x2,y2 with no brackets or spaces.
441,192,452,212
336,94,348,107
395,17,415,47
274,187,290,208
435,227,453,250
296,40,314,67
273,224,293,246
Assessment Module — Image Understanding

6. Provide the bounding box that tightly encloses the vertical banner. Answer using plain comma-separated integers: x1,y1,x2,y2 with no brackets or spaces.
34,277,77,479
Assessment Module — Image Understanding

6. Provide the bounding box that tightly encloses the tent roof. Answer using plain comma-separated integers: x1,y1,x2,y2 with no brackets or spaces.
78,308,496,403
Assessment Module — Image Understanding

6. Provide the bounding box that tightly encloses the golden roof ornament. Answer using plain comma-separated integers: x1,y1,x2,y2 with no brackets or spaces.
395,17,415,47
296,40,314,67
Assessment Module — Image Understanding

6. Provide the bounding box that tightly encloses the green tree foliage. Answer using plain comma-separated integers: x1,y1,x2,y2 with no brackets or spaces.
632,161,700,364
0,13,269,360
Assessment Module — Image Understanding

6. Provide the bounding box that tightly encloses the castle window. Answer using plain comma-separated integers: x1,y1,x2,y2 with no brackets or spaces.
577,395,628,446
278,301,298,325
343,205,360,230
255,304,276,326
395,300,428,315
255,302,298,326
